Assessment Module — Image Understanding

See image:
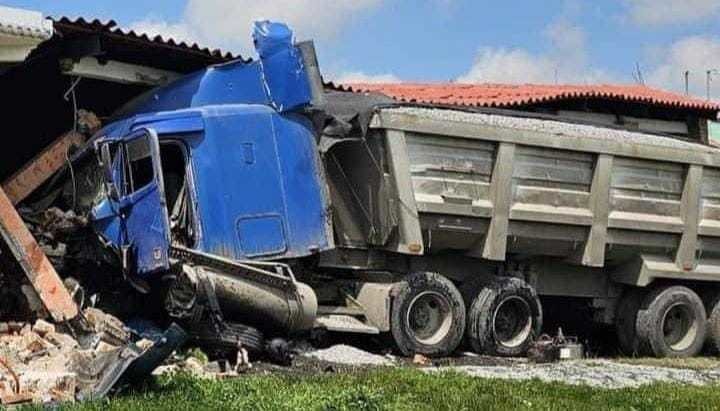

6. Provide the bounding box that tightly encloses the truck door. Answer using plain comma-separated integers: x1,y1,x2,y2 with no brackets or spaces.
99,129,171,276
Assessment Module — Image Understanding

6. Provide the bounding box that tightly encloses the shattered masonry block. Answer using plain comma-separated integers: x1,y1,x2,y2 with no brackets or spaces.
95,341,121,354
20,371,76,404
17,333,60,364
0,392,34,406
32,319,55,336
19,324,33,336
45,331,78,350
135,338,154,351
21,337,47,355
83,308,131,345
0,379,14,397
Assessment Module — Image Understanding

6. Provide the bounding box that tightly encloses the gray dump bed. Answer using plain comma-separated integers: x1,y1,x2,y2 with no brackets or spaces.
369,107,720,287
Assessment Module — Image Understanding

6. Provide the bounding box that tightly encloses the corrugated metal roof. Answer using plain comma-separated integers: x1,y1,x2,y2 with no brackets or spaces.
338,83,720,112
52,17,240,62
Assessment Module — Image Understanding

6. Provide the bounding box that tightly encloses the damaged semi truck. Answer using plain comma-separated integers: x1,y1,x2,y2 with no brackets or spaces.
53,21,720,359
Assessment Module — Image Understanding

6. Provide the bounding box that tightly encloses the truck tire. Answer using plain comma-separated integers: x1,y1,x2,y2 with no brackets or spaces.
390,272,466,357
189,321,265,355
704,293,720,353
466,277,542,357
636,286,707,358
615,288,645,356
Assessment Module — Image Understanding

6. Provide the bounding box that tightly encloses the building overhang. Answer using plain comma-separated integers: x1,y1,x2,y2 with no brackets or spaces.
0,6,53,63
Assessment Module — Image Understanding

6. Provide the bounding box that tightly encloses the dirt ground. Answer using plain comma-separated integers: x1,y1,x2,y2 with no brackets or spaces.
236,344,720,390
245,350,519,377
146,339,718,392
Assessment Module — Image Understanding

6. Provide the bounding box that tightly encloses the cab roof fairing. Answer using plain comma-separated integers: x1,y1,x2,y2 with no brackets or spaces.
110,21,313,122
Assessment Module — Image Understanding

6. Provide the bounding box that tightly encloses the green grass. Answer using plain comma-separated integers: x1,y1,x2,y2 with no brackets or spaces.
38,368,720,411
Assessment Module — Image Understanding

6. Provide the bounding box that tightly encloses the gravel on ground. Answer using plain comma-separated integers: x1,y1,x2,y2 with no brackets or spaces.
302,344,395,366
429,359,720,389
297,343,720,389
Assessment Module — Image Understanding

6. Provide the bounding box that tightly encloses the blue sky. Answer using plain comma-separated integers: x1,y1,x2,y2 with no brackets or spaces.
7,1,720,97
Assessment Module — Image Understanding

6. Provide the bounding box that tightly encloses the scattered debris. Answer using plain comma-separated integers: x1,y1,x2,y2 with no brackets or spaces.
22,207,89,270
303,345,395,367
0,309,174,405
266,338,292,366
152,350,244,379
528,329,584,363
413,354,431,366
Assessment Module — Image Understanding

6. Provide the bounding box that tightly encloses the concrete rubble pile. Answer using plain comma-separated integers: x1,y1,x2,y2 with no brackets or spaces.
0,308,153,406
0,107,186,405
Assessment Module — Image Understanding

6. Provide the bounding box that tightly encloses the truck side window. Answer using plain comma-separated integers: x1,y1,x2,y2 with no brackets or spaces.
104,141,128,196
160,142,194,247
125,135,154,193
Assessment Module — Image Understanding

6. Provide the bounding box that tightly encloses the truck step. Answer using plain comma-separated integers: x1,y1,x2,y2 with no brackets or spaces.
317,305,366,316
314,315,380,334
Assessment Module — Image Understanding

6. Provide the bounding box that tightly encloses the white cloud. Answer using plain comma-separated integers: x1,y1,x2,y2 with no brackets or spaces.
646,36,720,97
544,20,585,59
331,71,401,84
457,48,559,84
624,0,720,26
457,18,611,84
130,0,383,54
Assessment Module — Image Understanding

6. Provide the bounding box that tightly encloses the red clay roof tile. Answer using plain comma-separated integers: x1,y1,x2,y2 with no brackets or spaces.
339,83,720,112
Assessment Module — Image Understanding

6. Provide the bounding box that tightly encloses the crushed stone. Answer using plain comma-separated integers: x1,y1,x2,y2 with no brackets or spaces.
429,359,720,389
383,107,720,153
302,344,395,366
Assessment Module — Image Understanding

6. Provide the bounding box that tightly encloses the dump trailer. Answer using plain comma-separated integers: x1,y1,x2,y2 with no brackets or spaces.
71,21,720,359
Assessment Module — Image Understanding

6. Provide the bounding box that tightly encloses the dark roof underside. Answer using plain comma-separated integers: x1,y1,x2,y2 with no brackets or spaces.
0,17,239,180
49,17,240,73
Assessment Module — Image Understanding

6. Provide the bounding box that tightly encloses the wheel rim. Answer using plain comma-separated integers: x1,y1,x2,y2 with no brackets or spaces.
661,302,699,352
492,296,533,349
406,291,453,345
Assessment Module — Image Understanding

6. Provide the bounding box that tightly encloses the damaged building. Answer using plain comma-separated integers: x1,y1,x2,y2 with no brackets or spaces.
0,7,228,405
5,3,720,407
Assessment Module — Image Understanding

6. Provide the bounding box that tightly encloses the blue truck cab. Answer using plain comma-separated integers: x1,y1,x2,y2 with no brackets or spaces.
90,22,332,277
84,21,538,359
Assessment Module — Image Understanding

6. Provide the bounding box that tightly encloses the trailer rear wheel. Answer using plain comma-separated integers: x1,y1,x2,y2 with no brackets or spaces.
390,272,466,357
636,286,707,358
615,288,646,356
466,277,542,357
704,293,720,353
